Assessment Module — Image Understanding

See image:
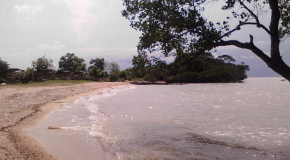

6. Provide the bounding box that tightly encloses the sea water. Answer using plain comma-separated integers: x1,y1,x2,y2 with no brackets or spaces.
27,77,290,160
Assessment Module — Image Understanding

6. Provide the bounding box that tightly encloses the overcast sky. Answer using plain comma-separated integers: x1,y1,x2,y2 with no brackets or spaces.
0,0,289,77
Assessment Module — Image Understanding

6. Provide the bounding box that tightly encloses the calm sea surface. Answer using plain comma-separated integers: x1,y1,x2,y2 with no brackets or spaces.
27,77,290,160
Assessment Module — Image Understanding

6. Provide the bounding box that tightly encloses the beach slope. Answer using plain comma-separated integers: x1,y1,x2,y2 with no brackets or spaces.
0,82,129,160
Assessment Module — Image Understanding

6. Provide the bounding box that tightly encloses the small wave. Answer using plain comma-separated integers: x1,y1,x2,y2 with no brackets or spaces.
184,132,287,159
85,104,100,114
186,132,259,150
88,86,136,101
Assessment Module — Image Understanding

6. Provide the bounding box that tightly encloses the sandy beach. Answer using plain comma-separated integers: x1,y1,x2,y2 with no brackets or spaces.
0,82,130,160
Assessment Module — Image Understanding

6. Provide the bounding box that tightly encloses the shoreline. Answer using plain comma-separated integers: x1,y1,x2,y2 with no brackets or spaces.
0,82,131,159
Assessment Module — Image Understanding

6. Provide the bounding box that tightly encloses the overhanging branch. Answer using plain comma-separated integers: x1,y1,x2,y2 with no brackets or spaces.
217,0,273,40
214,36,273,67
243,22,273,36
238,0,260,23
218,22,273,40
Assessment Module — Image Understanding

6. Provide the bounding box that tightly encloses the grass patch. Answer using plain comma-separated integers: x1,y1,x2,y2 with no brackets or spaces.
25,80,95,86
3,80,96,87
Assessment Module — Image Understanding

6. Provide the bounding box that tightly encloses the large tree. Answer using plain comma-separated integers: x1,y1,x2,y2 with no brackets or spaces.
32,56,54,71
108,61,121,81
31,56,55,81
122,0,290,80
88,58,106,80
132,52,150,78
0,58,9,79
164,53,249,83
59,53,86,72
89,58,106,71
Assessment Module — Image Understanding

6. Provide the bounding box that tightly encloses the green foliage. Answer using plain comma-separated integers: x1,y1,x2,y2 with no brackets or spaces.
108,61,120,82
122,0,290,80
47,70,57,80
23,67,34,82
164,53,249,83
122,0,222,55
18,80,93,86
129,52,249,83
122,0,290,51
279,0,290,40
119,68,133,81
59,53,86,72
0,58,9,80
88,58,106,80
89,58,105,71
218,55,236,63
164,72,199,83
109,72,119,82
89,66,104,80
33,56,54,71
132,51,149,78
131,52,167,82
108,61,120,73
144,56,167,82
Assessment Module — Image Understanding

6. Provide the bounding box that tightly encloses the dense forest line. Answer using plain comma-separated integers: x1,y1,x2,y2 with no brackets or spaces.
0,52,249,84
122,52,249,83
0,53,121,83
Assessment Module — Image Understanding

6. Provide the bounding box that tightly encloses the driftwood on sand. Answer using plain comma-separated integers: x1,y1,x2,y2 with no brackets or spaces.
47,126,62,129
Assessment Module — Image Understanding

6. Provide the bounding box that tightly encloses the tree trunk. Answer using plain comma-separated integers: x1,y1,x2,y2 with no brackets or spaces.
216,40,290,81
268,57,290,81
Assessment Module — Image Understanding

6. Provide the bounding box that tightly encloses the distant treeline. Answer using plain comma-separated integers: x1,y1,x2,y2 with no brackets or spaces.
121,52,249,83
1,52,249,84
0,53,121,84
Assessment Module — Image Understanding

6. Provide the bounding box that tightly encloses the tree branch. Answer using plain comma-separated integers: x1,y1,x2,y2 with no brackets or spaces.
218,22,273,40
214,38,273,67
243,22,272,36
236,0,273,36
238,0,260,23
218,27,241,40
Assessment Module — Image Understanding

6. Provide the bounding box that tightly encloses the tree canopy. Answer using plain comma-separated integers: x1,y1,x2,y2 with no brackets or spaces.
59,53,86,72
88,58,106,80
122,0,290,80
164,53,249,83
108,61,121,73
89,58,106,71
129,52,249,83
132,52,167,82
108,61,121,82
132,52,149,78
0,58,9,78
32,56,54,71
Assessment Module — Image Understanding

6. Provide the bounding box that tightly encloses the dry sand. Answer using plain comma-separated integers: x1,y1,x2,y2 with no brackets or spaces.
0,82,131,160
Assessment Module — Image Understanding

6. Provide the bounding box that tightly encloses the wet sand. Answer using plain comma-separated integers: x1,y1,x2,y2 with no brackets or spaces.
0,82,130,160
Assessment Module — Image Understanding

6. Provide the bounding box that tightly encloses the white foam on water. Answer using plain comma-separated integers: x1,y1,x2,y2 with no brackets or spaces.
30,78,290,159
85,104,100,114
77,86,137,138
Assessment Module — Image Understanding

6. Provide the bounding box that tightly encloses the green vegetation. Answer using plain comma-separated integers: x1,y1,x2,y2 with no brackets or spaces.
0,51,248,84
13,80,94,87
107,61,121,82
128,52,249,83
33,56,54,71
122,0,290,81
59,53,86,72
0,58,9,82
88,58,106,81
164,54,249,83
0,53,123,84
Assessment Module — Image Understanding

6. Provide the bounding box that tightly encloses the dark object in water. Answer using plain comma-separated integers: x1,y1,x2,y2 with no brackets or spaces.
130,81,167,85
130,81,186,85
48,126,62,129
